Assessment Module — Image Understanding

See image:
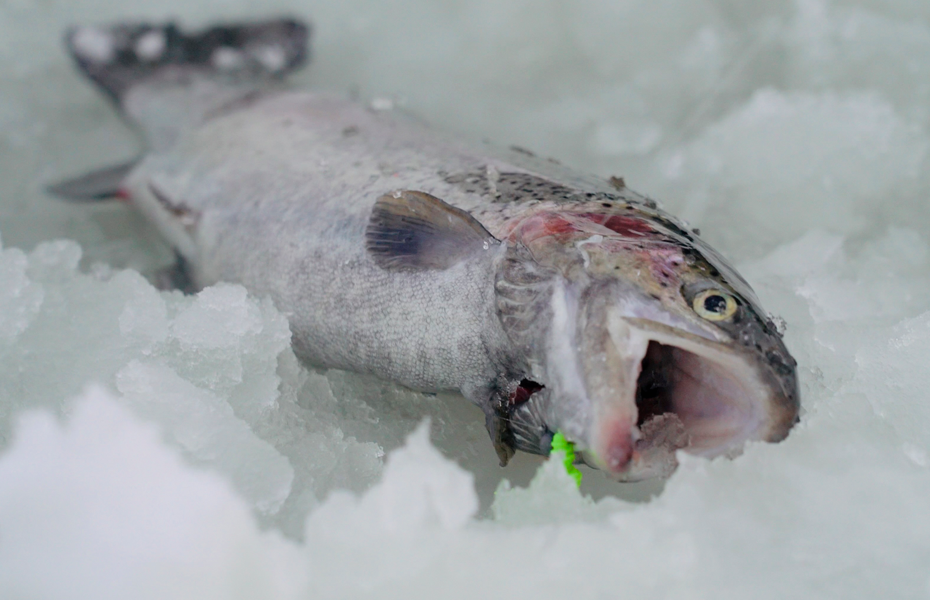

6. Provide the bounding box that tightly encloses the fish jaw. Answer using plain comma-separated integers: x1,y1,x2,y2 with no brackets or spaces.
539,281,799,480
539,279,653,475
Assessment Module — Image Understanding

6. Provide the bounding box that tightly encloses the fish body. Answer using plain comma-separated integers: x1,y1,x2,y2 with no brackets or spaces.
53,19,800,479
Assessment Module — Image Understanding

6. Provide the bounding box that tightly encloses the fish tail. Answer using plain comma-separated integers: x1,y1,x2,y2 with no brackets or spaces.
48,18,310,200
64,18,310,105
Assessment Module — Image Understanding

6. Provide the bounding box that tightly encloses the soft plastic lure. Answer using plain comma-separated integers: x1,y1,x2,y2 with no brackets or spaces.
551,432,582,487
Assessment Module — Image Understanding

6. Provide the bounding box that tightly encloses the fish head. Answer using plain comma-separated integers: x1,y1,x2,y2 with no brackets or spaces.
495,202,799,480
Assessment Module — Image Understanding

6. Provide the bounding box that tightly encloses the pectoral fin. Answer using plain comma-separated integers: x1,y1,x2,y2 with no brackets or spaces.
46,159,138,201
485,411,516,467
151,252,198,294
365,190,499,271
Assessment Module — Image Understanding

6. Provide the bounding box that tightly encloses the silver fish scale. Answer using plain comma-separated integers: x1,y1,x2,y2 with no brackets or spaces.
129,93,527,398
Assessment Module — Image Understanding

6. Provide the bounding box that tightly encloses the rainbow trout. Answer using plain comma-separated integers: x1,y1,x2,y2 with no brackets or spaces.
51,19,799,480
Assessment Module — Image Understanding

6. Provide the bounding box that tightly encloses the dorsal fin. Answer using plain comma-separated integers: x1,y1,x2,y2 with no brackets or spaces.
365,190,499,271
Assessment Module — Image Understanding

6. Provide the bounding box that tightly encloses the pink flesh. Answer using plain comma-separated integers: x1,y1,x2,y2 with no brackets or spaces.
597,413,635,473
503,211,686,289
666,347,760,454
635,343,765,458
503,211,655,245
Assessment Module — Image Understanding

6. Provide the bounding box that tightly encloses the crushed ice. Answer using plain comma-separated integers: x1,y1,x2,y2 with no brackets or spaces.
1,0,930,597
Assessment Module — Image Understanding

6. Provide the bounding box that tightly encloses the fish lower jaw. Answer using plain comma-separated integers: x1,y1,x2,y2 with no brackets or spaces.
585,319,779,480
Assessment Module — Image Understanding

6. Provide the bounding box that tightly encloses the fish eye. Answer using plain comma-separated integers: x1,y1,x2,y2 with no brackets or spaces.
693,289,737,321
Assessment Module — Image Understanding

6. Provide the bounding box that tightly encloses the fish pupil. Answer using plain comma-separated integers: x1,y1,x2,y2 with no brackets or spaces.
703,295,727,314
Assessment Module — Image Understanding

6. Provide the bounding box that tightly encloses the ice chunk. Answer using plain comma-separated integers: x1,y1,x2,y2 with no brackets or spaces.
0,245,43,344
134,30,167,62
308,420,476,536
742,229,846,281
117,270,169,344
492,449,625,525
853,311,930,453
171,284,265,349
0,238,384,522
0,387,304,600
116,361,294,515
787,0,930,116
657,89,928,255
370,419,477,530
71,26,116,64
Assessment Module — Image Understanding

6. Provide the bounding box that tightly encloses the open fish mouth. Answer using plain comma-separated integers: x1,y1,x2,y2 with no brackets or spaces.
585,317,791,481
636,340,766,457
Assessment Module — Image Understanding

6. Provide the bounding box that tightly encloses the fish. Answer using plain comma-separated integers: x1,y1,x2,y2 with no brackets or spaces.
50,18,800,481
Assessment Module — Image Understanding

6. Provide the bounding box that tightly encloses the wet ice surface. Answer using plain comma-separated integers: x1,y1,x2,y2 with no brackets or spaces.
1,0,930,597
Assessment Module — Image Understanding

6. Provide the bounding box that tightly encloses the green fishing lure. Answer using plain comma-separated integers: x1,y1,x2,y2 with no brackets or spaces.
551,432,582,487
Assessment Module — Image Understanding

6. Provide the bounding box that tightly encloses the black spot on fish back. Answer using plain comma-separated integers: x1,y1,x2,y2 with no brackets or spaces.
445,169,628,206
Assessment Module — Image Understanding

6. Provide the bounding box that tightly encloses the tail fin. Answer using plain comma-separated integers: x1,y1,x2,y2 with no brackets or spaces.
49,19,309,201
65,19,310,104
